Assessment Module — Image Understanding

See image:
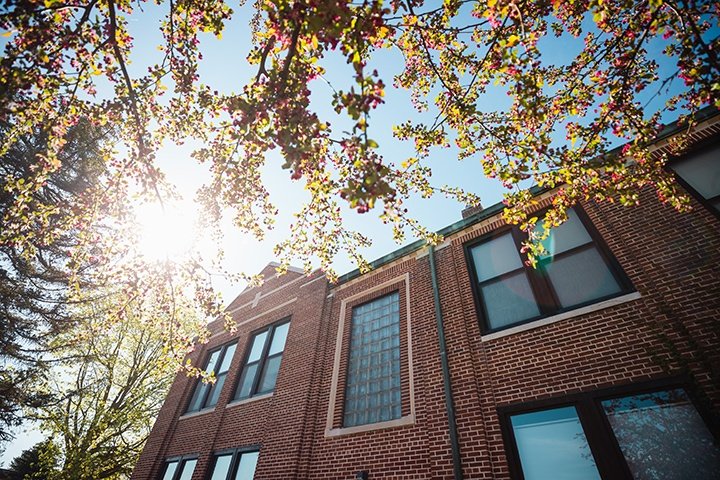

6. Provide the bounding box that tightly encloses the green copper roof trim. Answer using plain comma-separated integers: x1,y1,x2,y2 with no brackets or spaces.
335,185,546,285
335,106,719,286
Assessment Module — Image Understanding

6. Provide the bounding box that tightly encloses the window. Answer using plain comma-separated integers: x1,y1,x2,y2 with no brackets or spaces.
325,274,415,436
160,456,197,480
466,207,631,332
234,319,290,400
501,383,720,480
510,406,601,480
343,292,402,427
187,342,237,413
207,448,259,480
670,142,720,214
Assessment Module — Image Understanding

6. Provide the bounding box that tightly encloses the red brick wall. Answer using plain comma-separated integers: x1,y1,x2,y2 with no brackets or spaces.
133,184,720,480
131,268,330,479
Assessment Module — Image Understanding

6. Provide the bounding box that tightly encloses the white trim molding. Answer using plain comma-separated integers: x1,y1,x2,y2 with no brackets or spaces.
324,273,416,437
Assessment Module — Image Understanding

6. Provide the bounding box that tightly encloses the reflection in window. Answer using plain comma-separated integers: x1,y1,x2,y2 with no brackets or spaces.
510,406,601,480
602,389,720,479
208,449,259,480
234,320,290,400
537,209,623,307
670,143,720,213
468,208,628,332
504,386,720,480
344,292,402,427
470,232,540,328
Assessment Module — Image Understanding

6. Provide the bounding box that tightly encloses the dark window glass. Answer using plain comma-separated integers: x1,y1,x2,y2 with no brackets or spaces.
510,406,601,480
344,292,402,427
504,386,720,480
234,319,290,400
670,143,720,213
207,449,259,480
468,208,628,332
160,457,197,480
601,389,720,479
187,343,237,413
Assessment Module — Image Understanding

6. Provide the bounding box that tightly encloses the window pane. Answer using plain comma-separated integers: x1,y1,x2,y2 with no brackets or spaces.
210,454,233,480
601,389,720,480
344,292,402,427
268,322,289,356
539,209,593,258
510,406,601,480
247,332,268,363
671,145,720,199
544,247,622,308
481,272,540,329
471,232,524,282
205,350,221,373
235,451,259,480
206,373,226,407
188,383,209,412
218,344,236,374
177,459,197,480
161,461,178,480
236,363,258,399
257,354,282,393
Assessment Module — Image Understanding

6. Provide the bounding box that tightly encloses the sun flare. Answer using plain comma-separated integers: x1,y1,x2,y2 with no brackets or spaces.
133,200,201,262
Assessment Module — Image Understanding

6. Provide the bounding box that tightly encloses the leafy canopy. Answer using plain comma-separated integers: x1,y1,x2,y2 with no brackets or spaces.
0,119,106,443
0,1,718,349
26,293,185,480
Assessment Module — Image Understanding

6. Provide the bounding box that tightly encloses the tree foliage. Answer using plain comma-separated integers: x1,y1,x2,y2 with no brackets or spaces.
27,294,185,480
0,1,718,356
0,119,106,444
7,440,57,480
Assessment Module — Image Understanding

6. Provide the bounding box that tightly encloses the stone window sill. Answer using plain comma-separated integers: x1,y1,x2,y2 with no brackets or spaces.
324,414,415,438
481,291,642,342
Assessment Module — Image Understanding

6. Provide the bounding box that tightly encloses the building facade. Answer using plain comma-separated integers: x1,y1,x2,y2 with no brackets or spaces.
132,112,720,480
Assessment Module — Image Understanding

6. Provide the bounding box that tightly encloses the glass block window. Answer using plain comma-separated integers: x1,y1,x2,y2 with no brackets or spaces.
234,319,290,400
343,292,402,427
670,143,720,213
187,342,237,413
160,456,197,480
208,449,259,480
467,207,630,332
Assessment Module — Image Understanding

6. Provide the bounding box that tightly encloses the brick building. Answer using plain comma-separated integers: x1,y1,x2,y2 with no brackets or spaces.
132,110,720,480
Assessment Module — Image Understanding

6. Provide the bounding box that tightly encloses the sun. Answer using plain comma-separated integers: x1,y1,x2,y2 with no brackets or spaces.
133,199,201,262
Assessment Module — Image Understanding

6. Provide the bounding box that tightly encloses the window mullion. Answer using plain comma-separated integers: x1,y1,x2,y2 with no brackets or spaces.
200,348,222,409
576,399,633,480
174,458,187,480
250,325,275,396
226,450,239,480
511,227,558,315
204,347,227,407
